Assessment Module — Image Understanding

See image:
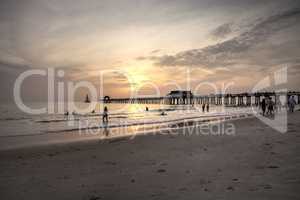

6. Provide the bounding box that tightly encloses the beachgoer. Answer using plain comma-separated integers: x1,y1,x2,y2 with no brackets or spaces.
146,107,149,111
102,106,108,123
265,97,271,115
267,97,274,116
206,103,209,112
161,111,167,116
288,96,296,112
275,98,281,112
261,98,266,116
202,104,205,112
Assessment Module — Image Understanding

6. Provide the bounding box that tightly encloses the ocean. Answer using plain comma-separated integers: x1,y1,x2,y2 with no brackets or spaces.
0,102,258,149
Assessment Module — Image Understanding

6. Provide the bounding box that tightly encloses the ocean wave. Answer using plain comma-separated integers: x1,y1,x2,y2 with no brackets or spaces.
0,117,31,121
44,113,253,134
0,113,253,138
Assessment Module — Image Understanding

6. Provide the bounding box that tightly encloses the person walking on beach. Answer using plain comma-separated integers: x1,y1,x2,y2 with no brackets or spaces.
276,98,282,112
202,103,205,112
206,103,210,112
64,111,69,120
267,97,274,116
102,106,109,123
64,111,69,116
288,96,296,112
261,98,267,116
261,98,266,116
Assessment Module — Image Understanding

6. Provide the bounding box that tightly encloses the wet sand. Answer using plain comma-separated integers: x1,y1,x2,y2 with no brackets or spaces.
0,112,299,200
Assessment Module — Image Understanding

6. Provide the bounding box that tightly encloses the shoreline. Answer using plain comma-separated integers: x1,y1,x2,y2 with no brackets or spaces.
0,112,254,151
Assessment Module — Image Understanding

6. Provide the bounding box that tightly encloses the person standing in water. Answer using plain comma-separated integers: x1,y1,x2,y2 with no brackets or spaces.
206,103,210,112
102,106,109,123
202,103,205,112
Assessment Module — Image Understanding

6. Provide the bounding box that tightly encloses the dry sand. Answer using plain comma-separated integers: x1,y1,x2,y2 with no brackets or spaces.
0,112,299,200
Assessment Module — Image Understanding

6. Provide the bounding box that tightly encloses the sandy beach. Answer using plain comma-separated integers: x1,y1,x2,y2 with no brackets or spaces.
0,111,299,200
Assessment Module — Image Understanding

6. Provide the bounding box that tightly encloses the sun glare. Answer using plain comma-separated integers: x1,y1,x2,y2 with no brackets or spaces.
124,61,153,90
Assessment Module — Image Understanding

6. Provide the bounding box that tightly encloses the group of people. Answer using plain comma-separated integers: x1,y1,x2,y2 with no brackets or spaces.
261,97,275,116
261,95,298,116
202,103,210,112
64,107,109,123
64,111,79,116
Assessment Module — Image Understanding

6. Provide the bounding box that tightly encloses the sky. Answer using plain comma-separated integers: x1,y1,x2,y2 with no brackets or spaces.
0,0,300,102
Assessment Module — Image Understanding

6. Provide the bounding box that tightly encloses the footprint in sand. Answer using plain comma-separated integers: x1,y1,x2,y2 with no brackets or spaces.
104,161,117,165
150,192,163,197
267,165,279,169
288,129,297,133
47,153,55,157
263,184,272,189
157,169,166,173
89,195,101,200
226,186,234,191
178,187,188,192
249,188,258,192
255,165,265,170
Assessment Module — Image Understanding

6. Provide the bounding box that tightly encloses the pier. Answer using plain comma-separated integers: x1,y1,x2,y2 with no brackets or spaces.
102,91,300,106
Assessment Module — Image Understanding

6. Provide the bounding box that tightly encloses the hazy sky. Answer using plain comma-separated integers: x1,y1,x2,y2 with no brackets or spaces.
0,0,300,101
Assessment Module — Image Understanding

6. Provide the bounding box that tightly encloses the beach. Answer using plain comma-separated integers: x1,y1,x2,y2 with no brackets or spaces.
2,0,300,199
0,111,299,200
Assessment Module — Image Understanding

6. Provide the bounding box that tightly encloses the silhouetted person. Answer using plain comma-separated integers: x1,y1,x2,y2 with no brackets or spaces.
275,98,281,112
146,107,149,111
206,103,210,112
267,97,274,116
102,106,108,123
202,104,205,112
261,98,266,116
288,96,296,112
161,111,167,116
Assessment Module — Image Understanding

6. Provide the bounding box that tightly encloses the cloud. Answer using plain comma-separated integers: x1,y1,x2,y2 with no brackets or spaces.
210,23,233,39
148,8,300,68
150,49,161,54
0,59,30,75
